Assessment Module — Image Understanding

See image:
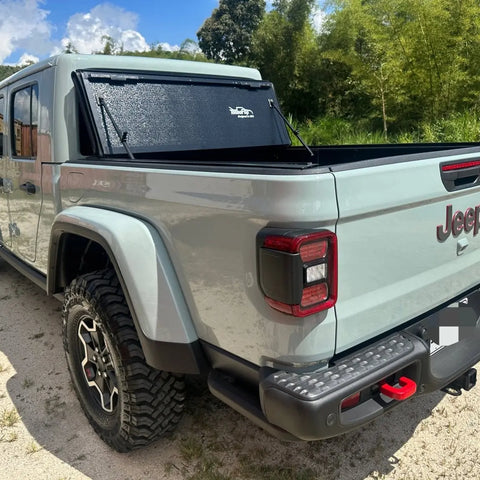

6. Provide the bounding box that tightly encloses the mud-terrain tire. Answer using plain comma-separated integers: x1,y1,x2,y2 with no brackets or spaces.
63,269,185,452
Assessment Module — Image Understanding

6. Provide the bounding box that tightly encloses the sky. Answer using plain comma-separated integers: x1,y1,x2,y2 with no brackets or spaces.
0,0,326,66
0,0,220,65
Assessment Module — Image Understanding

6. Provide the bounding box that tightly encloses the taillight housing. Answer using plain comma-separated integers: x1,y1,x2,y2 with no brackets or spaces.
258,229,337,317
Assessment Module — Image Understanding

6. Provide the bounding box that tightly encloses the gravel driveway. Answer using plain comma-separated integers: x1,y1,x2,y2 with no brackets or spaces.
0,259,479,480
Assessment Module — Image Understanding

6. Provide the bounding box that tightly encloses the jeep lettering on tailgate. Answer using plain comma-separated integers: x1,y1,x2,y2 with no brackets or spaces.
437,204,480,241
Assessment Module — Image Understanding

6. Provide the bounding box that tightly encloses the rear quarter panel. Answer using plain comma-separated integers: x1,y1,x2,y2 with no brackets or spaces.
56,164,339,368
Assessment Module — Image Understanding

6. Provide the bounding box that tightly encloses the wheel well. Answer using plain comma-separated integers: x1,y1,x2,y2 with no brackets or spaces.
55,233,111,291
50,227,207,374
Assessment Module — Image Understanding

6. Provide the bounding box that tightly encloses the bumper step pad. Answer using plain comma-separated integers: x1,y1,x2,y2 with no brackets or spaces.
265,333,415,401
260,332,428,440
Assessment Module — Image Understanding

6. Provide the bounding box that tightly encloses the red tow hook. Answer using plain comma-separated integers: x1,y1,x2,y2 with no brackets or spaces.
379,376,417,401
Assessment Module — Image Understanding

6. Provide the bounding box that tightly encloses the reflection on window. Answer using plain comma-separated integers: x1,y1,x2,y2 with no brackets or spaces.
12,84,38,157
0,96,4,157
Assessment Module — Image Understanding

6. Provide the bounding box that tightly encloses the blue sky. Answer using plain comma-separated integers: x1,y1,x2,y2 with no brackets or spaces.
0,0,220,64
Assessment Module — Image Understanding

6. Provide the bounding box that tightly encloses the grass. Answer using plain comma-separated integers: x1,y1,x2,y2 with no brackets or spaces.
176,379,323,480
177,432,319,480
295,116,387,145
26,440,42,454
4,431,18,442
178,435,232,480
188,457,230,480
22,377,34,389
293,110,480,146
0,408,20,428
180,436,204,461
0,431,18,443
238,463,317,480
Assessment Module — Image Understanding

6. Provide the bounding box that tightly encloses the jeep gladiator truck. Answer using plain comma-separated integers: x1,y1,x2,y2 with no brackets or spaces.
0,54,480,451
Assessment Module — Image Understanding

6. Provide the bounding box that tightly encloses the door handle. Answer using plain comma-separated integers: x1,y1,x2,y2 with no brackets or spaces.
20,182,37,195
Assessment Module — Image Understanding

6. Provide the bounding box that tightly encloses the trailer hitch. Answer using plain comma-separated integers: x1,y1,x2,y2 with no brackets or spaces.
441,368,477,396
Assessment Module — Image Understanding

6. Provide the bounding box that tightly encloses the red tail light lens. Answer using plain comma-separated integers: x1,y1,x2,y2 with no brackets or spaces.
300,240,328,262
441,160,480,171
258,229,337,317
301,283,328,307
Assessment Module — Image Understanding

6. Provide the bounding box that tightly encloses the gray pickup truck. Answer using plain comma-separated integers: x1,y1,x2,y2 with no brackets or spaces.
1,54,480,452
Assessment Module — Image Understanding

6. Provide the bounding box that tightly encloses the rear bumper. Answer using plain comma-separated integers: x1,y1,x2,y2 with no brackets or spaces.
259,317,480,441
207,290,480,441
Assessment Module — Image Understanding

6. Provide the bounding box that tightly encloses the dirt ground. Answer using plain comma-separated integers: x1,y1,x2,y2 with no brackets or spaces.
1,259,480,480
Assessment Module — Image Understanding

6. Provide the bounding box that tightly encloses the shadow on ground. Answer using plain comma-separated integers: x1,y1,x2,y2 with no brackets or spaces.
0,260,453,480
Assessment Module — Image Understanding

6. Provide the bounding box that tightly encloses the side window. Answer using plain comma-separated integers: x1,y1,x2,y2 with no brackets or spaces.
11,84,38,158
0,95,4,156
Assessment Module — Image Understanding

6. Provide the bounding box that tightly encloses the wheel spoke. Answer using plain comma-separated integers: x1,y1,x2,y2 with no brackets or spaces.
102,374,118,410
77,317,118,413
84,344,97,363
89,328,102,351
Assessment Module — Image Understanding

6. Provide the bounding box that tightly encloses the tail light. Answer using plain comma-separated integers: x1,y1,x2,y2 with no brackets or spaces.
258,229,337,317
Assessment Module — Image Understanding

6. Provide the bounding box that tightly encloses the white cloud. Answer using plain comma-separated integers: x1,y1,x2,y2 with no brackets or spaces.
159,42,180,52
156,41,201,54
0,1,201,64
0,0,53,63
18,52,40,66
61,3,150,54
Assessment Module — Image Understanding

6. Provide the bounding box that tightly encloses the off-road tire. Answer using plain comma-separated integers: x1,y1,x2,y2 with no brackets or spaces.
63,269,185,452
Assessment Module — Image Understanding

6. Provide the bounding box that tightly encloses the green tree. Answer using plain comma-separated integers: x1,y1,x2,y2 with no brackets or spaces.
99,35,124,55
250,0,320,118
323,0,480,131
0,65,22,82
322,0,402,137
120,40,207,62
197,0,265,63
64,42,78,54
179,38,199,55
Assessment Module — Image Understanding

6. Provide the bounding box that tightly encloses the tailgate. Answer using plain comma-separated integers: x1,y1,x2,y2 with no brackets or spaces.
332,150,480,354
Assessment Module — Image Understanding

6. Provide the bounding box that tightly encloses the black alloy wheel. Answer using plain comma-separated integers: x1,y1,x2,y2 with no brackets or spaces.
63,269,186,452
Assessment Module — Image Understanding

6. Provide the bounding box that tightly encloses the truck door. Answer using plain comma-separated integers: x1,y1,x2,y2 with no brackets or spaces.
0,93,9,247
6,81,42,263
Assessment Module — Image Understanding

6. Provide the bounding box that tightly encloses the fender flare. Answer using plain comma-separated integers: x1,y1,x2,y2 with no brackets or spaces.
48,205,206,374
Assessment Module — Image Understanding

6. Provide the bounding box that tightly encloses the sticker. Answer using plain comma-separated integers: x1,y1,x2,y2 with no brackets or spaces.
229,106,254,119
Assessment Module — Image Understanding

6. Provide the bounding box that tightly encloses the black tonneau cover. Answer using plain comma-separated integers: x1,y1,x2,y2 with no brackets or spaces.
75,70,290,156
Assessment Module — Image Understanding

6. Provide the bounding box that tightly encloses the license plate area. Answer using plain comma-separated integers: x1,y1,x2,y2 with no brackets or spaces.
423,290,480,355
